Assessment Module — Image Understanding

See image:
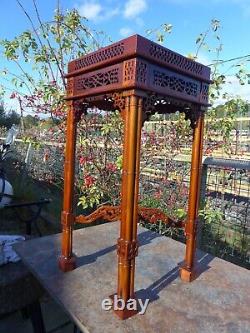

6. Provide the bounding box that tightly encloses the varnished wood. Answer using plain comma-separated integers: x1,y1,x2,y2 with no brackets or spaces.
59,34,211,319
180,112,205,282
75,205,121,224
117,95,140,302
58,101,77,272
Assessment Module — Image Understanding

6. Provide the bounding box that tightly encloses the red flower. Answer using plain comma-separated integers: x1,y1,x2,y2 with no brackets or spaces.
84,175,95,188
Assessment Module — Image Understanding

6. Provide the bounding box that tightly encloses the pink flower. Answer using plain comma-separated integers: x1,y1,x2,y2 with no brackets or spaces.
106,163,117,172
79,156,88,166
154,190,162,199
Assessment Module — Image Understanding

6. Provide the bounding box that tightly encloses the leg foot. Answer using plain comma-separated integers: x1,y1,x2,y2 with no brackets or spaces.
58,255,76,272
179,265,197,282
109,294,139,320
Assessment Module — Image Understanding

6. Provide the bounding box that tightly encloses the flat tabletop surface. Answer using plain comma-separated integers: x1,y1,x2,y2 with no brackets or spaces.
15,222,250,333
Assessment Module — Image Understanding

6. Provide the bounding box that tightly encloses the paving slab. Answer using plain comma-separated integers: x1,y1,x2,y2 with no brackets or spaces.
14,222,250,333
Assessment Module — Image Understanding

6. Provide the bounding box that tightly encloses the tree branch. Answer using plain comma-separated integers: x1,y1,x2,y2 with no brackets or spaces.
16,0,57,83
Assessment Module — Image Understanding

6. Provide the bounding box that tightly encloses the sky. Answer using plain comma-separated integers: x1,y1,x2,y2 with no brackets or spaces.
0,0,250,110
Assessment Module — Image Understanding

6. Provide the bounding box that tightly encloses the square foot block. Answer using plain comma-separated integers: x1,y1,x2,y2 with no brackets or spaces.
109,294,139,320
58,255,76,272
179,266,197,282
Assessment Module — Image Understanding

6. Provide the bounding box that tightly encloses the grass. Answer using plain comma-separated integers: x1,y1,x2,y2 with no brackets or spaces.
1,158,62,236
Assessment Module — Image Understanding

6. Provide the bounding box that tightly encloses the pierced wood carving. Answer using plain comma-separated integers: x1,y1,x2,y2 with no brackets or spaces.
75,205,121,224
148,42,204,76
141,92,202,126
75,204,183,228
73,100,88,123
112,92,126,112
152,68,200,98
73,42,125,71
138,207,184,228
76,67,120,91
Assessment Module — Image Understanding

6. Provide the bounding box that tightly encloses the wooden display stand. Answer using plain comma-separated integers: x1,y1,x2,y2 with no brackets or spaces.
58,35,211,319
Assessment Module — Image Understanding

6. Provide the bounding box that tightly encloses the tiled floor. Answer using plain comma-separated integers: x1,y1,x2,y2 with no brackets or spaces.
0,295,75,333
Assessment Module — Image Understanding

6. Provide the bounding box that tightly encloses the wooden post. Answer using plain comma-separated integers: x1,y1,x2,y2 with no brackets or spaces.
113,94,142,319
180,110,205,282
58,101,77,272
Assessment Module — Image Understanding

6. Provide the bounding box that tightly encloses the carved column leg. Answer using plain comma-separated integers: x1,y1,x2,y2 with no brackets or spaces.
117,97,130,298
130,97,143,297
58,101,77,272
113,95,142,319
180,111,205,282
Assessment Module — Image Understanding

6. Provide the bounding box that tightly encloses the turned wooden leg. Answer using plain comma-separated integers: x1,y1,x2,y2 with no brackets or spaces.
180,111,204,282
113,95,142,319
58,101,77,272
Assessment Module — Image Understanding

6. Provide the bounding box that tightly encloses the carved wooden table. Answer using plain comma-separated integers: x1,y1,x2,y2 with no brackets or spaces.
14,223,250,333
59,34,212,319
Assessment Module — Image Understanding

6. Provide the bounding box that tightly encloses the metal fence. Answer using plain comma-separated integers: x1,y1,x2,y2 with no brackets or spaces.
198,158,250,269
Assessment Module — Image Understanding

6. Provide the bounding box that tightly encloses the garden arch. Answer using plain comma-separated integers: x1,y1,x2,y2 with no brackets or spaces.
58,34,211,319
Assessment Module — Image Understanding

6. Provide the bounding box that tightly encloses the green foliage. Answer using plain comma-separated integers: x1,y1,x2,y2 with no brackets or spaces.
22,135,41,149
115,155,123,170
174,208,187,220
23,114,39,129
205,97,248,154
146,23,173,43
0,5,104,119
199,207,223,224
0,103,20,129
78,185,104,210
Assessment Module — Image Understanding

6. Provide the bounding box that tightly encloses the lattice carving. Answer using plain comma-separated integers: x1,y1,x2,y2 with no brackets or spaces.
112,92,126,111
153,69,200,97
74,42,125,70
73,100,88,123
136,60,147,84
76,68,120,91
124,59,147,84
124,60,136,82
143,93,158,115
117,238,138,260
66,77,74,97
81,93,126,113
141,92,205,127
142,93,188,122
138,207,183,228
184,108,203,129
149,43,203,76
201,83,209,103
75,205,121,224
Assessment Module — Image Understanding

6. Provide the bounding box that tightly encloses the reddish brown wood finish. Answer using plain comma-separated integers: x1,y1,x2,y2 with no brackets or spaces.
116,95,142,302
180,112,205,282
59,34,211,319
58,101,77,272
